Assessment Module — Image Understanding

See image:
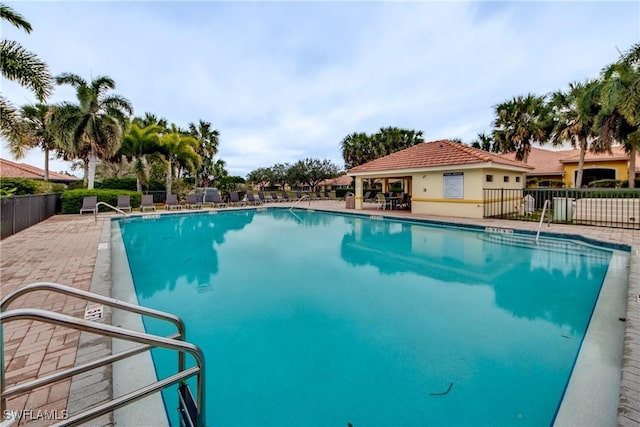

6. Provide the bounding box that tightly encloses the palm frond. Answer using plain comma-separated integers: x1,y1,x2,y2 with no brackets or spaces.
0,4,32,33
0,96,30,158
55,72,87,88
0,40,53,100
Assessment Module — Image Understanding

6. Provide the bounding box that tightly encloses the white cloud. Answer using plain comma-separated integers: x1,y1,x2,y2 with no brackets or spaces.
2,1,638,177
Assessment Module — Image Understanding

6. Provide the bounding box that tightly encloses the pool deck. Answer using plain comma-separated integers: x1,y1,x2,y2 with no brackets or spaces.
1,200,639,426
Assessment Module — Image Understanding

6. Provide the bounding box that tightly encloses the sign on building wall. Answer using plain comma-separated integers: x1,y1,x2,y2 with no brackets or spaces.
443,172,464,199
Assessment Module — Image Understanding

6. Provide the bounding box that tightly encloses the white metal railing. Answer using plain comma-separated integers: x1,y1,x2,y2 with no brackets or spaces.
95,202,127,222
289,194,311,211
535,199,551,243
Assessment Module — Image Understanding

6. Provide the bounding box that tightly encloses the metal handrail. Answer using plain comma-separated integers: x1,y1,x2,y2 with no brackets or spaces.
0,308,206,427
535,199,551,243
0,282,186,340
289,194,311,211
95,202,127,222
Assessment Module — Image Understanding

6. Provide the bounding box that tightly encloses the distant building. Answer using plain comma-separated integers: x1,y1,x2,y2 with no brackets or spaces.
0,158,79,183
499,146,640,187
317,174,352,191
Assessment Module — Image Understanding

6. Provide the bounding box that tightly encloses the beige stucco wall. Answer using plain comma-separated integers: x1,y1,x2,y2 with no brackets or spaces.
410,168,526,219
563,160,627,187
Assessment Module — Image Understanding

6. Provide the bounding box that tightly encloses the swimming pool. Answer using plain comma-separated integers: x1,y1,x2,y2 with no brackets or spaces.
116,208,623,426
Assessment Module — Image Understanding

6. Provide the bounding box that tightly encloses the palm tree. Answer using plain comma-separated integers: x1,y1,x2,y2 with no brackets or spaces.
55,73,133,189
0,4,54,150
160,129,200,199
16,103,60,181
548,80,599,187
119,124,164,191
188,120,219,188
492,94,549,162
595,49,640,188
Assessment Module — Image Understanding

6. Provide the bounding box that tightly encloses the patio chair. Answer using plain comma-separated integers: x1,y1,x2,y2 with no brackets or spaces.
246,192,261,205
270,192,281,203
140,194,156,212
281,191,291,202
80,196,97,215
185,193,202,209
363,191,373,203
165,194,182,210
116,195,132,213
377,193,392,210
229,191,244,206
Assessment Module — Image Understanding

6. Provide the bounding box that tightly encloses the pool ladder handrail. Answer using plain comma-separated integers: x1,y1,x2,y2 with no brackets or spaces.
535,199,551,243
95,201,127,222
0,282,205,427
289,194,311,211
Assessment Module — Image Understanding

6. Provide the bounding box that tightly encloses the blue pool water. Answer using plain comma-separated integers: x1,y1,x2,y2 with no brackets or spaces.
118,209,613,426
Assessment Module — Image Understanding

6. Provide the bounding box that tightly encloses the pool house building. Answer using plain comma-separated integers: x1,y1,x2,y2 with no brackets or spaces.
348,140,533,218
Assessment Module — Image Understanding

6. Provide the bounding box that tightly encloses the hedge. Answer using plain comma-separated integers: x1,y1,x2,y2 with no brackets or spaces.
61,189,141,214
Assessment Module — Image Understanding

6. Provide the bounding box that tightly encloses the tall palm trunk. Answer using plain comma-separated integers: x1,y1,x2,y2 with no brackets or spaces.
43,147,49,181
166,160,173,200
576,137,587,188
87,144,97,189
629,145,637,188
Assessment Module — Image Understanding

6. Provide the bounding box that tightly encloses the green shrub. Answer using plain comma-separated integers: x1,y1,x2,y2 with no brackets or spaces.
589,179,621,188
66,180,85,190
61,189,141,214
582,189,640,198
0,178,40,195
96,177,137,191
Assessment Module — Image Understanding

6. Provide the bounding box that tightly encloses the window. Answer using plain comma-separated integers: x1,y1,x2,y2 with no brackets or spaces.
486,175,493,182
443,172,464,199
515,176,521,183
503,176,509,183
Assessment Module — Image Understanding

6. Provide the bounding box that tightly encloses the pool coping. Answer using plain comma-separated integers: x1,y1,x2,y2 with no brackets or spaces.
106,205,639,426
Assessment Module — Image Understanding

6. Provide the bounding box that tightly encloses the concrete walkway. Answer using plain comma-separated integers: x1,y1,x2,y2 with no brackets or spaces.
1,203,638,425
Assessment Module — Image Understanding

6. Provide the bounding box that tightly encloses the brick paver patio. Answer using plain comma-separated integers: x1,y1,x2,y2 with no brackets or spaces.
1,203,638,425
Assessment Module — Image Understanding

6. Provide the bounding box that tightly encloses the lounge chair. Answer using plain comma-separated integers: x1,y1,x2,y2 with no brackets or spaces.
281,191,291,202
258,191,269,204
165,194,182,210
229,191,243,206
80,196,97,215
315,190,326,200
141,194,156,212
140,194,156,212
295,191,303,199
209,190,227,208
246,192,261,205
323,191,333,200
116,195,132,212
363,191,372,203
185,193,202,209
270,192,281,203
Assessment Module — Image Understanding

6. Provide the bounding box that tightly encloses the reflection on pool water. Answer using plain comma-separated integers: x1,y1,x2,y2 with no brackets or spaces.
118,209,614,426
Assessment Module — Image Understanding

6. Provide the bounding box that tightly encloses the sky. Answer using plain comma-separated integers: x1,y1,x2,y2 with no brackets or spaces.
2,1,639,178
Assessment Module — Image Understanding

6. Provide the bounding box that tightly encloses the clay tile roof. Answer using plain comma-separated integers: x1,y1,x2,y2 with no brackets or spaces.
499,147,570,176
318,174,352,186
559,145,637,163
348,139,533,174
0,158,78,182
